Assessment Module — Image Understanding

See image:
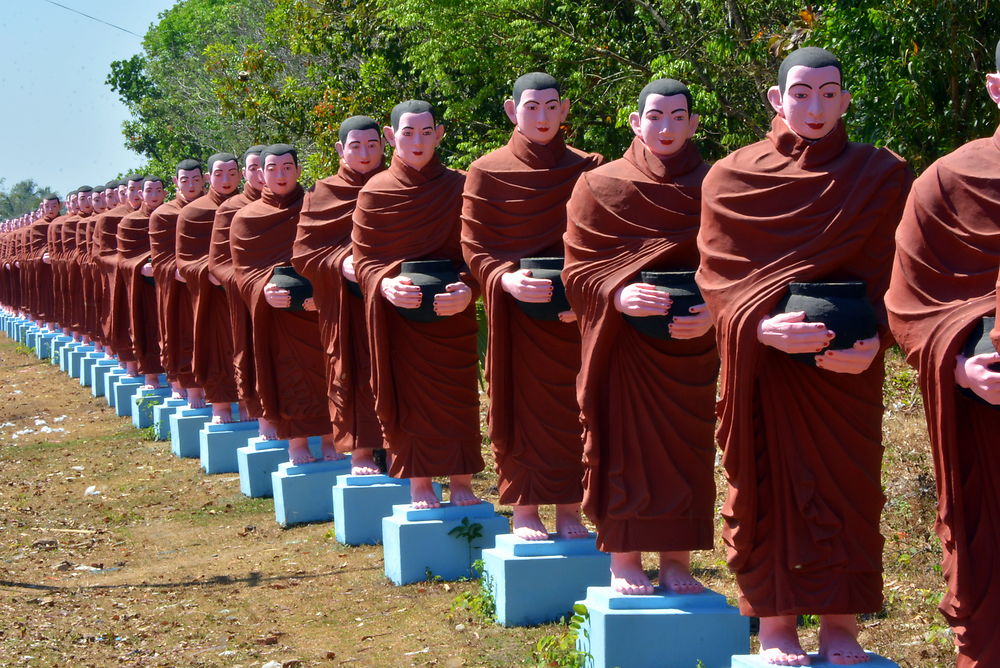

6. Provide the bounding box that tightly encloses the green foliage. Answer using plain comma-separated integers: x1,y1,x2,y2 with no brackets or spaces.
531,603,591,668
448,516,485,577
0,179,54,219
450,559,496,622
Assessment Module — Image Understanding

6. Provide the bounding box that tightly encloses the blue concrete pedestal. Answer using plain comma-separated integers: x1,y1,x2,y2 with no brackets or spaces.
169,406,213,458
35,331,56,360
131,387,173,429
103,367,128,406
79,351,104,386
382,502,509,585
333,475,439,546
67,344,95,378
575,587,749,668
483,533,611,627
237,436,324,498
153,397,189,441
200,420,260,474
50,335,73,365
91,359,119,397
731,654,897,668
113,376,146,416
60,341,82,373
24,327,39,348
272,456,353,527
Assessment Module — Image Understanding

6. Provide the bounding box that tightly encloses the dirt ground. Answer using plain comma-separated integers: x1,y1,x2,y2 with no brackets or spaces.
0,333,956,667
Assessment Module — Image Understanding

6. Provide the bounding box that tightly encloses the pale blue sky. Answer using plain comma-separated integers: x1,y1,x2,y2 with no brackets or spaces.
0,1,179,198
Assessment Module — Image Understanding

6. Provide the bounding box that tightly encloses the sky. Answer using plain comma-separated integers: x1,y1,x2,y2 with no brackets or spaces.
0,1,180,198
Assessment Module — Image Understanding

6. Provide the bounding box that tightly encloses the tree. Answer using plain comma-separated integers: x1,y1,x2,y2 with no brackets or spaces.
0,179,52,219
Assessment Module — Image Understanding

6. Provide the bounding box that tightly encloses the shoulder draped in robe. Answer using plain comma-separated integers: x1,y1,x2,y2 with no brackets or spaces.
176,188,239,403
563,137,717,552
118,204,163,374
150,194,198,385
292,161,386,451
696,116,911,617
231,185,331,439
352,154,484,478
461,129,601,504
885,127,1000,668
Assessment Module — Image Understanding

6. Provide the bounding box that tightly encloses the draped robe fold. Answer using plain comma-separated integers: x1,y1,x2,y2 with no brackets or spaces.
563,137,717,552
231,185,331,439
28,217,55,323
885,127,1000,668
696,117,911,616
461,130,601,505
292,162,385,451
118,204,163,374
352,155,484,478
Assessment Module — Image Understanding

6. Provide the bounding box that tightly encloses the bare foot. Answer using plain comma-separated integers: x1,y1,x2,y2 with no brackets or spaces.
410,477,441,509
351,447,380,475
170,382,187,400
449,474,481,506
210,402,233,425
125,361,139,377
759,616,810,666
258,417,278,440
555,504,589,539
288,438,316,465
658,551,704,594
187,387,206,409
320,435,347,461
142,374,161,389
513,505,548,541
819,615,868,665
610,551,654,595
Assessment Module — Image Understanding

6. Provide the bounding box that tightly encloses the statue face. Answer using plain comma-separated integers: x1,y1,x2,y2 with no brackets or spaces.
68,195,78,214
92,190,106,212
174,168,204,201
142,181,165,209
629,93,699,158
209,160,240,195
336,129,384,174
384,111,444,171
117,185,128,203
106,189,118,207
126,181,143,209
42,199,60,218
767,65,851,140
243,154,265,190
503,87,569,145
77,192,93,214
263,153,301,196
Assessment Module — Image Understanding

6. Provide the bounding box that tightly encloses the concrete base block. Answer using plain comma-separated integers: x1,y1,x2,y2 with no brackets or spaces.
483,533,611,627
50,335,73,365
91,359,118,397
113,376,146,417
59,341,82,373
34,332,56,359
152,397,188,441
68,344,95,378
24,327,39,348
272,457,353,527
238,436,325,498
131,387,173,429
169,406,213,458
382,502,509,585
103,368,129,406
200,420,260,474
575,587,749,668
333,475,439,546
79,352,104,386
731,654,897,668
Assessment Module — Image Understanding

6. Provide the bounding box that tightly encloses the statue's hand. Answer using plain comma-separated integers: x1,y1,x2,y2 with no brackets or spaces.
434,282,472,317
557,310,577,324
614,282,670,317
955,352,1000,404
816,335,879,374
263,282,292,309
501,269,552,303
42,252,50,264
757,311,832,354
302,297,317,312
341,255,357,283
669,303,713,339
175,268,186,283
381,276,422,309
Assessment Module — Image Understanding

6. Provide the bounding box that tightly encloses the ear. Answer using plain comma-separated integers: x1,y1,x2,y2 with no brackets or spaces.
687,113,700,137
558,98,570,122
987,73,1000,107
628,111,642,137
766,86,784,116
434,124,446,144
383,126,396,147
172,176,180,187
293,163,303,180
335,141,346,158
838,89,852,116
503,98,517,125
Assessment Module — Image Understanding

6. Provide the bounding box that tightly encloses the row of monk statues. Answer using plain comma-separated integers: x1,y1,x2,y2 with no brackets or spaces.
2,44,999,667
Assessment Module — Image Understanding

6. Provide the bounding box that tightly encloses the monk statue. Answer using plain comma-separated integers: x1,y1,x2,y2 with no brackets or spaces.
107,175,145,372
176,153,247,424
93,179,131,361
209,145,277,439
697,47,912,665
885,39,1000,668
292,116,387,475
230,144,340,463
461,72,601,538
564,78,717,595
353,100,484,507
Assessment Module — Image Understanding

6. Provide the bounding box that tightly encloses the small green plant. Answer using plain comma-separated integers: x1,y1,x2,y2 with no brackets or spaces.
451,559,495,623
799,614,820,629
448,517,485,577
13,342,34,356
531,604,591,668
